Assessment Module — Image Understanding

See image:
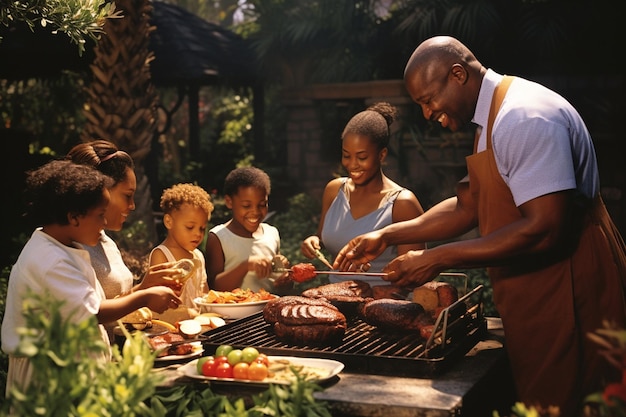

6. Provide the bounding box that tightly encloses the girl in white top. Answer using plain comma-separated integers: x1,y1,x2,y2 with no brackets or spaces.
301,102,425,285
149,183,213,322
206,167,290,293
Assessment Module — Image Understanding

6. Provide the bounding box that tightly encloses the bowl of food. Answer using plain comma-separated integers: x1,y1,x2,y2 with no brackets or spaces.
194,288,278,320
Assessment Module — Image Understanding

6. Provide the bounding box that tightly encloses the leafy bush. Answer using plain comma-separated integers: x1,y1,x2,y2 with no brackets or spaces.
0,291,332,417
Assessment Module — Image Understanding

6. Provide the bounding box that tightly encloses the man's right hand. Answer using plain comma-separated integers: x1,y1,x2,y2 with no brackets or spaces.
334,230,387,271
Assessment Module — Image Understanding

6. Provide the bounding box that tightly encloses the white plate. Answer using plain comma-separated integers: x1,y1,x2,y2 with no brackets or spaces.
193,296,277,319
178,355,344,385
154,341,203,362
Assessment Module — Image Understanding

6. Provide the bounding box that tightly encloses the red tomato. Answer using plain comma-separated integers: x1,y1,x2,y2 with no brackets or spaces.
248,362,269,381
232,362,250,380
214,362,233,379
254,353,270,367
214,355,230,365
201,357,218,377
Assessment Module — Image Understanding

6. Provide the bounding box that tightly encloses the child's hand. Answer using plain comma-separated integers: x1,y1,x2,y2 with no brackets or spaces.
141,286,183,313
138,261,185,291
248,255,273,279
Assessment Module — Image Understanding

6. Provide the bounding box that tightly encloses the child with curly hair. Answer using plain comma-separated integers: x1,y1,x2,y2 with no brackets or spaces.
149,183,214,321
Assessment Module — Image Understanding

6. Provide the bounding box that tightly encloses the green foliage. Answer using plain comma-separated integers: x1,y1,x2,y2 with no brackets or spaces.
1,290,162,416
250,371,332,417
0,290,333,416
0,0,117,56
269,193,320,264
237,0,403,84
0,75,88,151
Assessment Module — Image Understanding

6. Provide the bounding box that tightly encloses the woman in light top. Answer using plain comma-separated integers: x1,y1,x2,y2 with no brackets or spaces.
301,102,425,285
67,140,186,335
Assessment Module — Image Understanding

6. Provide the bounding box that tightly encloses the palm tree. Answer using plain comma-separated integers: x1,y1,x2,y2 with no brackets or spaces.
81,0,159,248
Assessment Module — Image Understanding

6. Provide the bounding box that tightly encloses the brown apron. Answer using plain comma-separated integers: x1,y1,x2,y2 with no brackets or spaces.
466,76,626,415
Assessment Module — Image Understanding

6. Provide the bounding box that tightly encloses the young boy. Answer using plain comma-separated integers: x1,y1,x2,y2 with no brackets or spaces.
1,160,113,395
149,183,214,321
2,160,181,395
205,167,290,293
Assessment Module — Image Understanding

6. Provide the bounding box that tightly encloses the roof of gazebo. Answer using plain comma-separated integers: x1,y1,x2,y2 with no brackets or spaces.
149,0,257,87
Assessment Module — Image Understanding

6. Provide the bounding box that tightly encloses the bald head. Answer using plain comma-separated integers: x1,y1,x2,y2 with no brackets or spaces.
403,36,485,131
404,36,480,81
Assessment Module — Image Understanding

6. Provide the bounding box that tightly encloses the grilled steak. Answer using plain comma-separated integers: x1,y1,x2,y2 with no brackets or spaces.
263,296,337,323
148,332,193,357
301,280,374,316
301,279,373,301
371,284,407,300
360,299,433,333
263,295,347,345
274,322,346,345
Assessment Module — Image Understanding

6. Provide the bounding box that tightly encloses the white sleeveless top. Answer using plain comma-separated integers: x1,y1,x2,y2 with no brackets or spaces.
209,223,280,292
149,245,207,307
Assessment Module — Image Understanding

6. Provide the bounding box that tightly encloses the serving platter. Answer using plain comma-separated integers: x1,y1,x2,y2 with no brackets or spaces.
178,355,344,386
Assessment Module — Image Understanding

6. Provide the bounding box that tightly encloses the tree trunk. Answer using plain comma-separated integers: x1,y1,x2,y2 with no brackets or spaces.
81,0,159,249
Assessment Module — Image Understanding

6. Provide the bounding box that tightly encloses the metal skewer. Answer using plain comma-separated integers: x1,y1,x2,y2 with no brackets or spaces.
274,267,388,277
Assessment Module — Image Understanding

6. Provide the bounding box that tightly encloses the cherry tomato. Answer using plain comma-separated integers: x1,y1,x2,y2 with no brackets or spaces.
232,362,250,380
214,355,229,365
254,353,270,367
201,357,218,377
247,362,269,381
214,362,233,379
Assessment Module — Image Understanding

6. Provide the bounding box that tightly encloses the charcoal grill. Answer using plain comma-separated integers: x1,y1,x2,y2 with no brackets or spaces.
200,284,486,378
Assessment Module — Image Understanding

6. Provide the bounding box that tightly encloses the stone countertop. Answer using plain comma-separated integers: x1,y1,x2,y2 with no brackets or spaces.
317,338,513,417
154,320,515,417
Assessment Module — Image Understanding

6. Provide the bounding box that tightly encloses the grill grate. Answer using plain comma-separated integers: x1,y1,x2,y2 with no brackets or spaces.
201,285,486,377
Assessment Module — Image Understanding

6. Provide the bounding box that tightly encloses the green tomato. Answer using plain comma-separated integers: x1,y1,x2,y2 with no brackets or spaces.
227,349,243,366
215,344,233,358
241,346,260,363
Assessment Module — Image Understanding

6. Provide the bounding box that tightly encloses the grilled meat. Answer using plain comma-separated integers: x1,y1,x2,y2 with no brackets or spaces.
301,279,374,316
274,322,346,345
148,332,193,357
301,280,373,301
263,295,347,345
371,284,408,300
360,299,434,333
263,296,337,323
